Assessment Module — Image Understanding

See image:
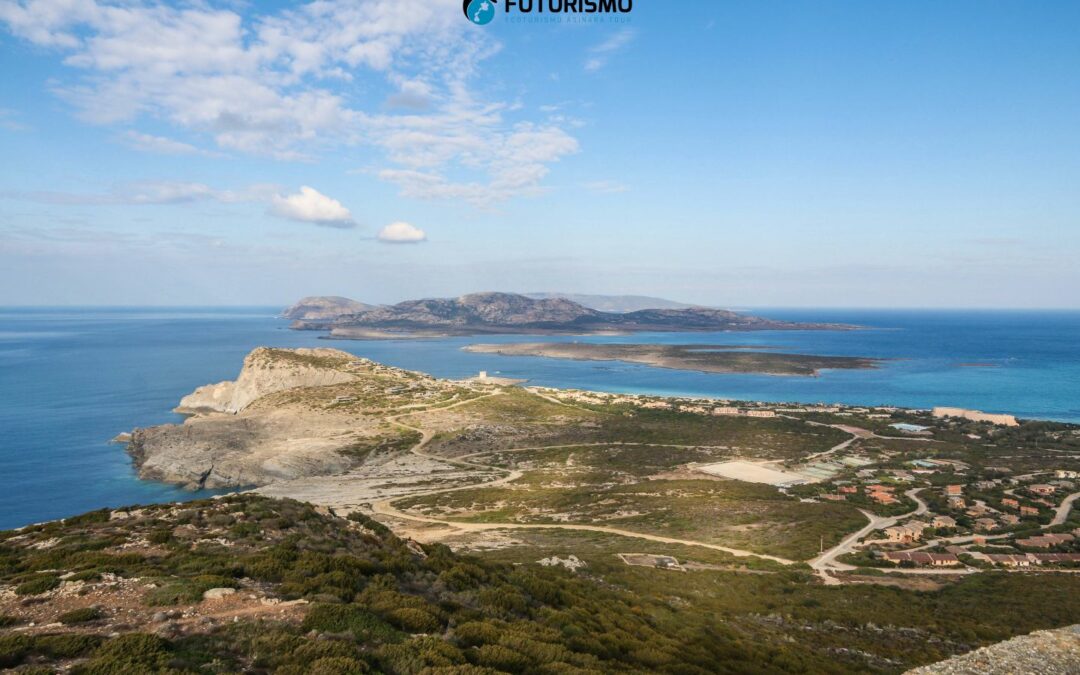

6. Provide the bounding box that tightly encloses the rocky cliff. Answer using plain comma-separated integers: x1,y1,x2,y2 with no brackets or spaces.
128,348,440,489
176,347,357,414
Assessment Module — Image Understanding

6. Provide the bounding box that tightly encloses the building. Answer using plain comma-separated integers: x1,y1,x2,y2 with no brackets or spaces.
1029,484,1056,496
869,491,898,505
948,496,967,509
1056,470,1080,479
744,410,776,418
985,554,1034,568
838,486,858,494
974,518,998,532
1016,533,1075,549
1020,506,1040,517
1002,498,1020,509
882,552,960,567
931,515,957,529
932,407,1019,427
890,423,930,434
945,485,963,497
884,522,930,543
1032,553,1080,564
1000,514,1021,526
712,407,740,416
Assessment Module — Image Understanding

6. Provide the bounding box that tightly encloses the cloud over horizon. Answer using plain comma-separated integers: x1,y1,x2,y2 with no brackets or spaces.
376,221,426,244
270,186,355,228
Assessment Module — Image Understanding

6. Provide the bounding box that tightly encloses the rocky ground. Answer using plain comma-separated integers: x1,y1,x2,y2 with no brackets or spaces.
124,347,476,489
906,624,1080,674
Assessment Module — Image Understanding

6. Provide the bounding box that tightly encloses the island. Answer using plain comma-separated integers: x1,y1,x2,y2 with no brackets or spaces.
286,292,858,338
463,342,881,376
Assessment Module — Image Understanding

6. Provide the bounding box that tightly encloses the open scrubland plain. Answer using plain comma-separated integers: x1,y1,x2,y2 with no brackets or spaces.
3,347,1080,673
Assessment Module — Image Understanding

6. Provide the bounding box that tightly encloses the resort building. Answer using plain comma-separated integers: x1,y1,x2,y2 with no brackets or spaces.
931,515,956,529
882,552,960,567
932,407,1019,427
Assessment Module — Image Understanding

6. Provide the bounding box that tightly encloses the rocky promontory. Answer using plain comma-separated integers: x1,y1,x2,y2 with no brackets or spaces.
175,347,358,414
126,348,452,490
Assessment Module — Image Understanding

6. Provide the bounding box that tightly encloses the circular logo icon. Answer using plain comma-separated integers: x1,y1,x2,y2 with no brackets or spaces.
463,0,496,25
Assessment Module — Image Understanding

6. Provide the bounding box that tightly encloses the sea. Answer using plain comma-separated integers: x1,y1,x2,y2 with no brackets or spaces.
1,306,1078,530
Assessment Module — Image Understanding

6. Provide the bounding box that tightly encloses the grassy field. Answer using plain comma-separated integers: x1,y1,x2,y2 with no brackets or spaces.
414,388,850,459
397,454,867,560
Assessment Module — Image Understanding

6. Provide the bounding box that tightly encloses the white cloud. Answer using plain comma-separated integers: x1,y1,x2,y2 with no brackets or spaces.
584,28,636,72
377,221,426,243
0,0,579,205
270,186,355,228
3,182,357,232
121,131,217,156
0,108,29,131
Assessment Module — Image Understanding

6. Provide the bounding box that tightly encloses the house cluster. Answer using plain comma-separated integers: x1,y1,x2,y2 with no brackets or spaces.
536,388,785,418
1016,532,1076,549
978,553,1080,567
865,484,898,505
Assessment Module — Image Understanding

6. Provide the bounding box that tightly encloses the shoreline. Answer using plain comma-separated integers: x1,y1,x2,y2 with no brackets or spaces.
462,342,882,377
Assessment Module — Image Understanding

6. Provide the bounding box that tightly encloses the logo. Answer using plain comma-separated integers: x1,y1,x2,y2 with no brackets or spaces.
464,0,497,25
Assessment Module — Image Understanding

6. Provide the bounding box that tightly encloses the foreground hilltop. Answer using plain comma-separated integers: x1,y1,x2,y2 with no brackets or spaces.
1,494,789,674
286,291,854,337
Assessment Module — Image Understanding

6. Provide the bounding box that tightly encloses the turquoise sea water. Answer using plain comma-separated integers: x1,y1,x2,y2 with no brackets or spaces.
0,307,1077,529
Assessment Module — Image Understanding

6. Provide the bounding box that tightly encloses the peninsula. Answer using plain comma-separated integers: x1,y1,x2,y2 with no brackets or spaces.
463,342,881,376
9,347,1078,674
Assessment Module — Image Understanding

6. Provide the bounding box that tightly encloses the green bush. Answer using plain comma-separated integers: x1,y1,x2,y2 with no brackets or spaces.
384,607,443,634
307,656,370,674
33,633,103,658
58,607,104,624
453,621,503,647
470,644,531,672
64,509,110,526
302,605,400,643
146,528,173,545
15,575,60,596
0,635,31,668
73,633,171,674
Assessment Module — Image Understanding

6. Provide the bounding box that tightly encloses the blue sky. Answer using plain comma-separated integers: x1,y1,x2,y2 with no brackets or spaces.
1,0,1078,307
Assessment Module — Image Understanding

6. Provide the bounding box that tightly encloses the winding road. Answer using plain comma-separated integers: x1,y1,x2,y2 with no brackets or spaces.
373,398,797,565
808,488,934,584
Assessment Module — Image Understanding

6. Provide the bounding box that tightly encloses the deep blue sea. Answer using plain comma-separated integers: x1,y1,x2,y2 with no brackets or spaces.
1,307,1078,529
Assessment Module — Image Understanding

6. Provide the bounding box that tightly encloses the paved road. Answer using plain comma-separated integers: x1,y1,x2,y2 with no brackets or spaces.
1051,491,1080,526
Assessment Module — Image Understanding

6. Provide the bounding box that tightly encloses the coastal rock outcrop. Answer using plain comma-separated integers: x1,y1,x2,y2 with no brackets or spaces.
129,347,439,489
176,347,357,414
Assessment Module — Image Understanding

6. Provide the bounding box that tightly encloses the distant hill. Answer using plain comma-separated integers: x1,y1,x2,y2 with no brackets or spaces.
524,292,705,313
281,296,375,321
286,292,853,337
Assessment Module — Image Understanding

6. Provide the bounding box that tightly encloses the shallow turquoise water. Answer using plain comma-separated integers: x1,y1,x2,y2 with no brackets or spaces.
0,307,1077,529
